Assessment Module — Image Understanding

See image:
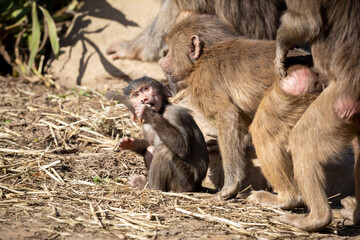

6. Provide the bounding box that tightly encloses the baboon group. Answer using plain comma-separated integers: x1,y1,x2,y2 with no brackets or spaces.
107,0,360,232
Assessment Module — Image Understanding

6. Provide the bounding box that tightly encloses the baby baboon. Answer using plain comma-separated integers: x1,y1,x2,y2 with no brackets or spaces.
118,77,209,192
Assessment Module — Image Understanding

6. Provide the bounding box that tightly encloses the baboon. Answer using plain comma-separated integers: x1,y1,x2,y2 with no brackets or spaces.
118,77,209,192
172,91,269,191
268,0,360,231
158,14,314,199
107,0,286,61
248,66,325,209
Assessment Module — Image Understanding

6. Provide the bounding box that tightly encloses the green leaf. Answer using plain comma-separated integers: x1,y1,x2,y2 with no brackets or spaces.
7,3,30,25
57,94,68,98
93,176,101,182
4,6,30,32
67,0,79,12
15,58,29,75
27,2,41,70
39,6,59,56
0,0,14,19
0,119,11,125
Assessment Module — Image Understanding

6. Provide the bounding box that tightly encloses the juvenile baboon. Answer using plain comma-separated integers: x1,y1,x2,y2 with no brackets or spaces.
118,77,209,192
158,14,313,200
172,91,269,191
248,66,323,209
107,0,286,61
270,0,360,231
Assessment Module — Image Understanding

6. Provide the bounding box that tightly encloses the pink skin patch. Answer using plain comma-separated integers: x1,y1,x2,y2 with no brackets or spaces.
334,98,360,121
280,67,316,95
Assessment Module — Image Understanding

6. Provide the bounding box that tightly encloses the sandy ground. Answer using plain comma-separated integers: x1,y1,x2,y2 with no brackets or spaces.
46,0,166,91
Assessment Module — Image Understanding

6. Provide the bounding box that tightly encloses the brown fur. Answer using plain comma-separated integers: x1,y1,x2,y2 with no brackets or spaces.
270,0,360,231
120,77,209,192
249,67,319,205
106,0,285,61
172,92,270,192
159,15,312,199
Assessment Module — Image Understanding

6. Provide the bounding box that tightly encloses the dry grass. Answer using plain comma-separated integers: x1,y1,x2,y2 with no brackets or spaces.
0,76,359,239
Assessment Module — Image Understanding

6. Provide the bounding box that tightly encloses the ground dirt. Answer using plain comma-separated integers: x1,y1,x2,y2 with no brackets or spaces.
1,77,360,240
45,0,166,91
1,0,360,239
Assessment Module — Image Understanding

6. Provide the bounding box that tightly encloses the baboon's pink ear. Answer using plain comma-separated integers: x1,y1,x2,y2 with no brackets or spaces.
189,35,201,62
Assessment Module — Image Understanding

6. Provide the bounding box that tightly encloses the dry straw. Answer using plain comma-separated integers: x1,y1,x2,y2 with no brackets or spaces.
0,76,355,239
